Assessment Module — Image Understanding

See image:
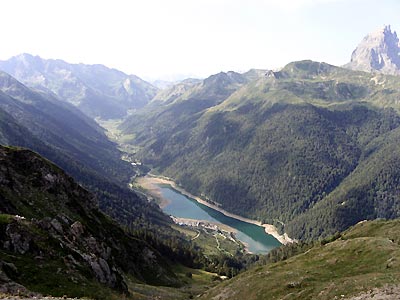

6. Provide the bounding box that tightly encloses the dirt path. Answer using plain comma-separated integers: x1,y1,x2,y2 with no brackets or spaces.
191,229,201,240
136,176,171,208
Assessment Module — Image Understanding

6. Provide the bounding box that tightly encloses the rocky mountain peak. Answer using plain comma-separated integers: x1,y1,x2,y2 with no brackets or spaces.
345,25,400,75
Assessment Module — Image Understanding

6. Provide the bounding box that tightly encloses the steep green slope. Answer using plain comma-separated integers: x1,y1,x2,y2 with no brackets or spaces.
120,61,400,240
0,71,131,183
0,53,158,119
200,219,400,300
0,146,178,299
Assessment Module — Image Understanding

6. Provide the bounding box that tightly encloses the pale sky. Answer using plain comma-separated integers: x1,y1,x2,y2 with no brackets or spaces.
1,0,400,81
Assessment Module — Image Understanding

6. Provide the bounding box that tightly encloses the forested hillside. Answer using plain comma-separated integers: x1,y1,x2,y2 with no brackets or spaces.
120,60,400,240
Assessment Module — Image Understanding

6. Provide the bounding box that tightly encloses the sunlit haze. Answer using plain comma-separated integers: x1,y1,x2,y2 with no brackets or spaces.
1,0,400,80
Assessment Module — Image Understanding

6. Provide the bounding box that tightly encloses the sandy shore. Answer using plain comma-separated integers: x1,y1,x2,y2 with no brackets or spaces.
136,175,295,245
136,176,171,208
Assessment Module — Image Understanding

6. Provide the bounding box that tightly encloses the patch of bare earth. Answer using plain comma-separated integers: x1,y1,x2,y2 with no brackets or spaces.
345,285,400,300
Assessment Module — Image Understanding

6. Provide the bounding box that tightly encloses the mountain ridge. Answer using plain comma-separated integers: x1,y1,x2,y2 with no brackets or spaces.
0,53,158,119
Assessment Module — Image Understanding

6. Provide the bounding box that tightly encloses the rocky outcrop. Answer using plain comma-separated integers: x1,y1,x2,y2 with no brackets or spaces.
3,223,32,255
1,215,126,292
345,25,400,75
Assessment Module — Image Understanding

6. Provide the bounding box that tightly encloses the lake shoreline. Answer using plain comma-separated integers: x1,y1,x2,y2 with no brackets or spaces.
171,216,252,253
171,216,238,234
136,174,294,245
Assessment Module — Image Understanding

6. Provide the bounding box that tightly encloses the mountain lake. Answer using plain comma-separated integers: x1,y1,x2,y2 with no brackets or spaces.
158,184,281,254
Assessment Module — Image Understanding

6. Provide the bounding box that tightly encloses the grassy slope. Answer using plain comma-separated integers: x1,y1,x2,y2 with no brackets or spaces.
128,266,220,300
171,224,245,257
200,219,400,300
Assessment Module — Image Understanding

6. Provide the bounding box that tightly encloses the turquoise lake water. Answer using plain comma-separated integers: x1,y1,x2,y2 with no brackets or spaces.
158,185,281,254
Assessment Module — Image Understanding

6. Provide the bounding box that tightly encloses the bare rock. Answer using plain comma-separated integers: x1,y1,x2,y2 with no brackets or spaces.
69,221,84,239
50,219,63,235
345,25,400,75
4,224,31,254
88,257,116,287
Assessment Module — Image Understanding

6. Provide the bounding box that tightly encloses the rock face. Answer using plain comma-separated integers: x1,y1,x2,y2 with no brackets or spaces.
345,25,400,75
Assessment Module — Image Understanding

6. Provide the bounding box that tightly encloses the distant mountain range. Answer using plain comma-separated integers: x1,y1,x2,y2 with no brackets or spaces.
1,24,399,122
0,54,158,119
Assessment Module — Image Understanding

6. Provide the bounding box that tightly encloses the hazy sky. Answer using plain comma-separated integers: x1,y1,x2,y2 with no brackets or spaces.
1,0,400,80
